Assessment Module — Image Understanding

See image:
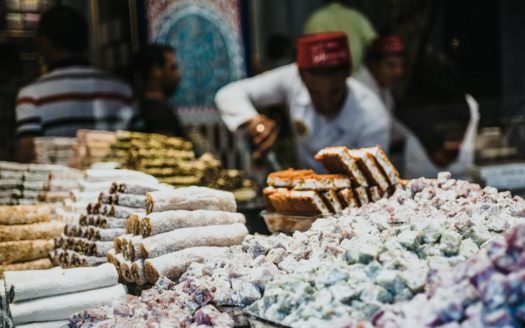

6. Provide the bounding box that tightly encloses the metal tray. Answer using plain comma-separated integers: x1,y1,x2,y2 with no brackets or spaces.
260,210,320,234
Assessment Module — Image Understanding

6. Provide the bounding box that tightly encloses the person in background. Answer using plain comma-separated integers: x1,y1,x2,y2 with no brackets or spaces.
15,6,134,163
304,0,377,72
399,51,480,179
133,44,185,138
215,32,390,171
355,34,405,113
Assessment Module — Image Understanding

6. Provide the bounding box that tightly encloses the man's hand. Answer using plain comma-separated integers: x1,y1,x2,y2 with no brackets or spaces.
245,115,278,160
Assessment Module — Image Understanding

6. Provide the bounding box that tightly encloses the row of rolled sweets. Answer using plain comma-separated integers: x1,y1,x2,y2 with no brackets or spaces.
87,204,144,219
79,215,127,229
107,250,147,286
98,193,146,209
49,249,107,268
54,237,113,257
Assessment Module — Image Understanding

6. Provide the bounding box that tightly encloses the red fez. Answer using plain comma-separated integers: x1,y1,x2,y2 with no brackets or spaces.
370,35,405,57
296,32,351,69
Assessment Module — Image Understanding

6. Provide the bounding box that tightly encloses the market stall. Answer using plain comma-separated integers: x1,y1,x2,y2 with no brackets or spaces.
0,144,523,327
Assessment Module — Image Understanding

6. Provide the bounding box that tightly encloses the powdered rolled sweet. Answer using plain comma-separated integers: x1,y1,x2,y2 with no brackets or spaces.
8,263,118,302
0,221,64,242
144,247,227,283
97,217,127,229
91,228,126,241
126,213,145,235
103,205,141,219
126,235,144,261
141,223,248,258
0,205,52,225
145,187,236,214
10,284,127,325
131,259,147,286
141,210,246,237
0,240,54,264
112,194,146,209
117,182,161,195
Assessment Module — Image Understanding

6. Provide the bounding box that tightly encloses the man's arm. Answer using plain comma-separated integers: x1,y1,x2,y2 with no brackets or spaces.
215,64,294,132
215,64,295,159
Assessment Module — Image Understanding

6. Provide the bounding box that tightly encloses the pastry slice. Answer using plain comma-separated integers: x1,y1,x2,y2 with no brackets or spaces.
314,146,368,186
268,189,331,216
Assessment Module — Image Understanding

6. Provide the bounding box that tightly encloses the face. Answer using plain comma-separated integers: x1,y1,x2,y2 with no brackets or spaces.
160,51,181,96
369,56,404,88
300,71,349,118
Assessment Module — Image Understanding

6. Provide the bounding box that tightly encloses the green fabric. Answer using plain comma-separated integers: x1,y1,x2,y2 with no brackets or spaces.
304,3,377,72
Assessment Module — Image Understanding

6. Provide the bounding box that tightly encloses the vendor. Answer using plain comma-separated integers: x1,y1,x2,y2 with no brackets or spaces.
355,34,405,113
215,32,390,171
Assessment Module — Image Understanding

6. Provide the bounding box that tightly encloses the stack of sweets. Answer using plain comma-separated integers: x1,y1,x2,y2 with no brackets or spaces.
33,137,77,165
107,186,248,286
69,130,118,169
51,179,166,268
3,264,126,327
0,162,79,205
264,146,400,216
0,205,63,276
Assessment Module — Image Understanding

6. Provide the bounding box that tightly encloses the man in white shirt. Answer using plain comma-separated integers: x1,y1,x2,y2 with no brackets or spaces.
215,32,390,171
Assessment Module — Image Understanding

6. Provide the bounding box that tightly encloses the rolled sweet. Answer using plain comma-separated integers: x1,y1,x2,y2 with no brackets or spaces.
80,255,107,267
0,205,52,225
117,182,161,195
107,205,145,219
6,263,118,302
131,259,147,286
0,258,52,277
144,247,227,283
145,187,236,213
97,217,127,229
126,235,144,261
0,240,54,264
91,228,126,242
119,259,133,283
126,213,145,235
141,210,246,237
112,194,146,209
10,284,127,325
141,223,248,258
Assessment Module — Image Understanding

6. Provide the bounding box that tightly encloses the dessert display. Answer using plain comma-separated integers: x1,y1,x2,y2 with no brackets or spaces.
69,148,525,328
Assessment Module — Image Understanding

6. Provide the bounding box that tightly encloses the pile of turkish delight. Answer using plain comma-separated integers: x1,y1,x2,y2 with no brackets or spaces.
373,222,525,327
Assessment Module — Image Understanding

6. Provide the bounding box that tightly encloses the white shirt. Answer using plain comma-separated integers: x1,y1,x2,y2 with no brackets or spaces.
215,64,391,170
354,66,394,113
403,94,480,179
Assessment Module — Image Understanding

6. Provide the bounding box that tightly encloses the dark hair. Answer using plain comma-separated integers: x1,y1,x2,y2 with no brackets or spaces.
133,44,174,81
300,64,351,77
37,6,88,53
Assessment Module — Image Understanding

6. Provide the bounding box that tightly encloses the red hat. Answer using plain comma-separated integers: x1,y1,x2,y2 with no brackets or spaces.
370,35,405,57
296,32,351,69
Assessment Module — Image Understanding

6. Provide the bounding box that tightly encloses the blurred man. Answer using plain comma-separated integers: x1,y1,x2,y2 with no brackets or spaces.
355,34,405,113
305,0,377,72
15,6,134,163
215,32,390,171
133,44,185,137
